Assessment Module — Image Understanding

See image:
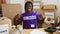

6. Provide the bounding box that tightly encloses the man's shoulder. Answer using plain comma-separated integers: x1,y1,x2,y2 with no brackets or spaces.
21,13,26,15
33,12,38,15
19,13,25,17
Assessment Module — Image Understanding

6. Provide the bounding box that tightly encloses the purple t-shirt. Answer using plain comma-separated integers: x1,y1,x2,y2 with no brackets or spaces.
19,12,40,29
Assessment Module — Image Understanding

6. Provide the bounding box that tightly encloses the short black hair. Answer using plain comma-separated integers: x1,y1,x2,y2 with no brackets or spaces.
25,1,33,10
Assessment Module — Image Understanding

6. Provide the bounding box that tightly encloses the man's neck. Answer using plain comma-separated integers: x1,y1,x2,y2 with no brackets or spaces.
25,11,33,13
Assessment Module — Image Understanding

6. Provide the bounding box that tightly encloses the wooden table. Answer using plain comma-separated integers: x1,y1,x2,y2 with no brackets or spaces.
23,28,52,34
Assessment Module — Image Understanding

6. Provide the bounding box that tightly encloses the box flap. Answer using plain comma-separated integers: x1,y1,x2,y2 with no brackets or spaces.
42,5,57,10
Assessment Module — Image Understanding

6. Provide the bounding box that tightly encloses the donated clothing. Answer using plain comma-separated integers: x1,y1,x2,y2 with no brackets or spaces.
19,12,40,29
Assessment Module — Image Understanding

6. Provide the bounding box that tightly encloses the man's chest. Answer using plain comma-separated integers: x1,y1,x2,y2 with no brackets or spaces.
22,13,37,20
23,16,37,20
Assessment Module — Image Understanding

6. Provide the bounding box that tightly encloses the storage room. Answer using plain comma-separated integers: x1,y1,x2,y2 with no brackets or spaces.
0,0,60,34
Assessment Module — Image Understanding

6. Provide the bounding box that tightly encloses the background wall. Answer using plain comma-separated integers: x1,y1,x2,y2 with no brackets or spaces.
6,0,25,13
6,0,60,16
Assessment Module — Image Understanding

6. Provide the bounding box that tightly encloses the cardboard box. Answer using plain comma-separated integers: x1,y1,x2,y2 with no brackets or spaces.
42,5,57,19
42,10,56,27
33,9,43,15
43,10,56,19
42,5,57,10
33,2,43,15
2,4,22,21
33,2,43,9
0,17,12,34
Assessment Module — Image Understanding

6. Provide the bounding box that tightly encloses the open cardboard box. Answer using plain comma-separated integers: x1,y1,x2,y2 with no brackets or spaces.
42,5,57,19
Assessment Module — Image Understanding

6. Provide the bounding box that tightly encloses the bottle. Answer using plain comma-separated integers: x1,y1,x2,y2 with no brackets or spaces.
17,25,23,34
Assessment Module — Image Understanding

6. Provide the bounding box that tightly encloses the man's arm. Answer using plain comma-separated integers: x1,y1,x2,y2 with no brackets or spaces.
37,14,44,23
14,14,23,25
37,14,44,28
18,15,23,25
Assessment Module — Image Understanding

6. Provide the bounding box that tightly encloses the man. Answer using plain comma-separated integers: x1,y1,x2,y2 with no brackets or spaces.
19,1,41,29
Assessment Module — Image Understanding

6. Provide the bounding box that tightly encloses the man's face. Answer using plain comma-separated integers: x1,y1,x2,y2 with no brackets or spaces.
25,4,33,13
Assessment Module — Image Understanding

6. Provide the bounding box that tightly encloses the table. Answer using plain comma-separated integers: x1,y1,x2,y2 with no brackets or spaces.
23,28,52,34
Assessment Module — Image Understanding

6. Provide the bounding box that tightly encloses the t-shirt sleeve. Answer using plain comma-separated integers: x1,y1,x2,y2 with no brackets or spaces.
18,14,23,21
36,13,40,20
